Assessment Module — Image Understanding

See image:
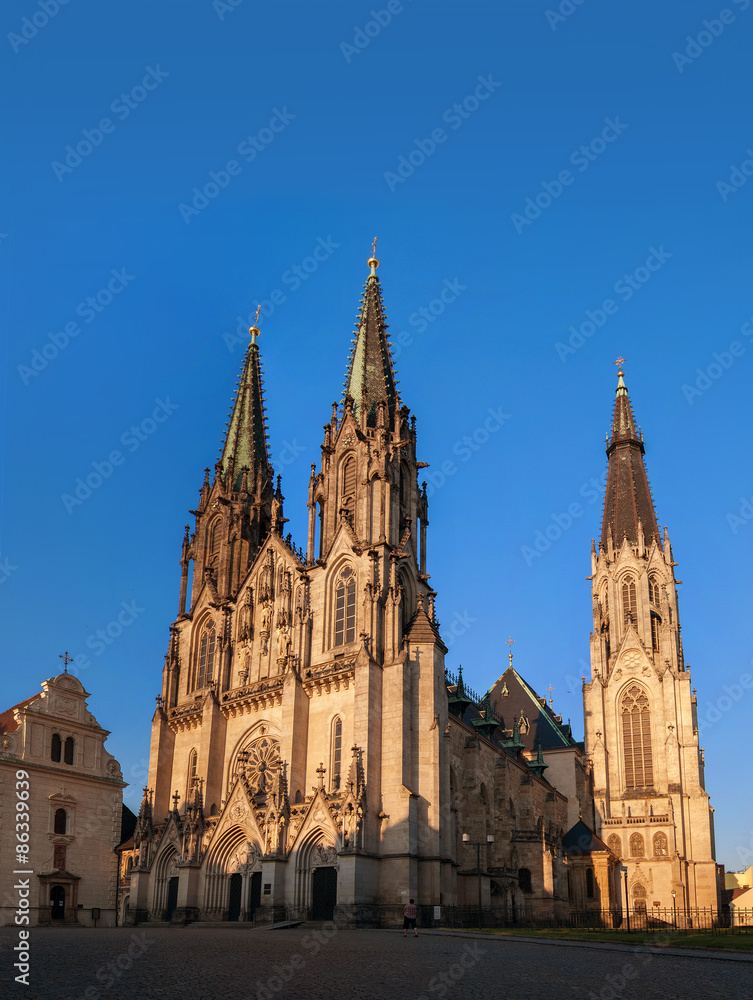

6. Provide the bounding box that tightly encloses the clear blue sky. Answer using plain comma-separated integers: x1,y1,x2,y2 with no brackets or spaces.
2,0,751,870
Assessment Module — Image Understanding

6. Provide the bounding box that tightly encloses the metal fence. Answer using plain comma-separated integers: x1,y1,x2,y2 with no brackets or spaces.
431,905,753,935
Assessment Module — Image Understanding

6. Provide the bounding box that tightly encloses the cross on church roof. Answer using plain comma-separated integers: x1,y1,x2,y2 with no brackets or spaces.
59,651,73,673
506,636,515,666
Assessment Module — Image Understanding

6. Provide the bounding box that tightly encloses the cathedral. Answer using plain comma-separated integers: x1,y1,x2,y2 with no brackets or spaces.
122,251,719,927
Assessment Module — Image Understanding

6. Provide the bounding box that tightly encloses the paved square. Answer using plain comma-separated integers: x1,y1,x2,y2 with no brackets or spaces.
1,927,751,1000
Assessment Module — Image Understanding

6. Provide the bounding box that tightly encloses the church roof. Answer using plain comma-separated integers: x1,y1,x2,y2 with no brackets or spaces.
220,330,271,491
485,666,577,752
562,819,612,855
404,596,447,651
0,693,42,734
343,256,400,427
601,368,661,549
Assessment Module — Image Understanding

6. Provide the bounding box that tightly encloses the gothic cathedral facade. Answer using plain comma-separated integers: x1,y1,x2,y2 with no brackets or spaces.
583,367,719,916
124,255,718,926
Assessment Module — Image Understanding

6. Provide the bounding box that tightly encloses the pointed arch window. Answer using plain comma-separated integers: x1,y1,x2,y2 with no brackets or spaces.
187,749,198,802
197,621,216,688
330,717,343,792
650,613,661,653
207,517,221,565
340,457,356,527
607,834,622,857
653,832,668,857
51,733,62,763
334,567,356,646
622,576,637,624
648,576,660,607
64,737,75,766
586,867,595,899
622,685,653,788
629,833,645,858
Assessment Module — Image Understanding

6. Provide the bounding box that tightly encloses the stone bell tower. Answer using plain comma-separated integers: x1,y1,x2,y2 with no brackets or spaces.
583,363,718,918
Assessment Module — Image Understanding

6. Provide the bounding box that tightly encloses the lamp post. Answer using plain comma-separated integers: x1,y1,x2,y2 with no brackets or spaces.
621,866,630,933
462,833,494,930
671,889,677,930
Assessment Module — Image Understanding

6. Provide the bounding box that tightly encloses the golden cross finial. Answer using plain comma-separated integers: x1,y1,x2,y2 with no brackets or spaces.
506,635,515,665
371,236,378,258
614,356,625,375
368,237,379,274
59,651,73,673
546,683,555,707
249,305,262,346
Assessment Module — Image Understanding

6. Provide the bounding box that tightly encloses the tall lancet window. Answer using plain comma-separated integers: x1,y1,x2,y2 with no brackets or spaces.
330,716,343,792
341,457,356,527
622,576,637,624
650,613,662,653
187,749,198,802
207,517,221,566
334,567,356,646
197,621,216,688
621,685,653,788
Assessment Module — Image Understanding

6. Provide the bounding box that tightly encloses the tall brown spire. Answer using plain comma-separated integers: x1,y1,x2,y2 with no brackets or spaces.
601,366,661,549
220,320,270,491
343,249,400,427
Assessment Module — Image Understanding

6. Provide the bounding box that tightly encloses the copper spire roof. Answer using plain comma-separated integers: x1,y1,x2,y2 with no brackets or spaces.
343,252,400,427
220,324,270,490
601,369,661,549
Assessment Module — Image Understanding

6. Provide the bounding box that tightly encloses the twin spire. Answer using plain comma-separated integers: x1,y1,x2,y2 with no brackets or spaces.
601,361,661,550
220,308,270,491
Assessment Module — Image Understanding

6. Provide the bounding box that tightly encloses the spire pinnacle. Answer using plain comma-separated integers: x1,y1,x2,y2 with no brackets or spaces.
601,366,661,550
220,313,271,491
249,304,262,346
343,250,399,427
368,236,379,275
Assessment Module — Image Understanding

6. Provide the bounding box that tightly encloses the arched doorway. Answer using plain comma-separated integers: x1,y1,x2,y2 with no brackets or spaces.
228,873,242,921
50,885,65,920
311,867,337,921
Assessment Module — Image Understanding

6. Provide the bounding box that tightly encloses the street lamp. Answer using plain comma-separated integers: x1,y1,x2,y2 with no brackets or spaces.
671,889,677,930
463,833,494,930
620,866,630,933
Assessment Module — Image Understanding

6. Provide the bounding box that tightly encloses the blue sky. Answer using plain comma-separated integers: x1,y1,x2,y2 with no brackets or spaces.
2,0,752,870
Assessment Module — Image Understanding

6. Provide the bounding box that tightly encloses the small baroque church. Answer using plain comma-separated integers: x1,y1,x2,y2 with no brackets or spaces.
123,251,718,926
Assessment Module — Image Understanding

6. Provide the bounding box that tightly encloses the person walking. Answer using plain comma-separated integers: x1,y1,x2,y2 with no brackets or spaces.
403,898,418,937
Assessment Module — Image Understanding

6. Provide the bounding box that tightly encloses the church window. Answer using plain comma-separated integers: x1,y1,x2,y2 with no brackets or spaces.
649,576,660,607
330,716,342,792
621,685,653,788
622,576,637,624
518,868,532,894
629,833,645,857
51,733,62,762
187,749,198,801
54,808,67,835
64,737,75,765
607,834,622,857
632,883,647,915
197,622,216,688
207,517,221,564
341,457,356,527
653,832,668,857
586,867,595,899
334,567,356,646
650,613,661,653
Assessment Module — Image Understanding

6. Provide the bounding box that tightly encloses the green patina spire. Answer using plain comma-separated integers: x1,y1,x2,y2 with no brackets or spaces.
528,740,549,778
343,244,400,428
448,665,473,718
220,316,270,491
472,693,500,741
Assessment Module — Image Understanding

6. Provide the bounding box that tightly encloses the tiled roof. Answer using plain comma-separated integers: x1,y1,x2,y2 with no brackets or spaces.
0,693,42,734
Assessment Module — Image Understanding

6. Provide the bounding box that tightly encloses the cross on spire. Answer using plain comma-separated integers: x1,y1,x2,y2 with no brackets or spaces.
249,305,262,346
614,356,626,375
316,762,326,789
546,683,555,707
59,651,73,673
506,636,515,666
172,790,180,812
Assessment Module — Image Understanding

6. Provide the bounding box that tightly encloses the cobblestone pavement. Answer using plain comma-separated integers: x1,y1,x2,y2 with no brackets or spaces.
1,926,751,1000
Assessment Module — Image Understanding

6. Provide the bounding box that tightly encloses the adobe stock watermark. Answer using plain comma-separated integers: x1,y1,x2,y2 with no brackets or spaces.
423,406,511,499
671,0,750,73
727,492,753,533
510,116,628,234
418,941,486,999
213,0,245,20
521,469,607,566
61,397,179,513
681,313,753,404
391,277,467,359
555,247,672,362
0,554,18,584
8,0,70,54
697,671,753,733
52,67,169,181
17,268,135,385
716,145,753,201
221,237,340,351
340,0,412,62
383,75,501,192
63,601,146,675
545,0,589,31
73,932,152,1000
178,107,296,223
